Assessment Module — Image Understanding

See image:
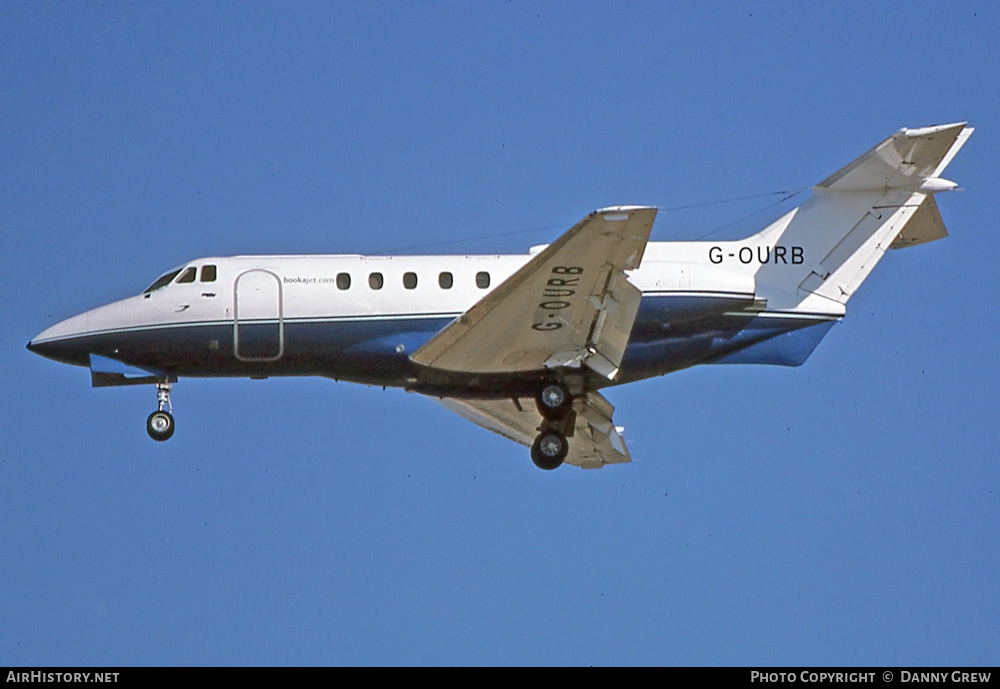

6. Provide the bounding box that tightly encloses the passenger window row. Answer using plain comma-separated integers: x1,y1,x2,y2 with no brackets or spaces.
338,271,490,291
154,265,486,293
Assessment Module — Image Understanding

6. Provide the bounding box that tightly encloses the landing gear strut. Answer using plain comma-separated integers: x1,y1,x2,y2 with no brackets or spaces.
531,382,574,470
146,381,175,441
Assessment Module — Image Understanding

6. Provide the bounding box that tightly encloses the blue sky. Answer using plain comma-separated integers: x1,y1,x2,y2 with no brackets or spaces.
2,2,998,666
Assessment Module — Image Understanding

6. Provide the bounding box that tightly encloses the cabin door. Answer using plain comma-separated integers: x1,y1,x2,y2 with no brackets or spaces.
234,269,284,361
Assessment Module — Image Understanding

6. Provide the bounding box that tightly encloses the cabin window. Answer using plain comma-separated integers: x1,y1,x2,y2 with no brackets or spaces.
438,271,453,289
200,265,217,282
143,269,182,294
476,271,490,288
403,272,418,290
369,272,383,290
336,273,351,290
176,267,197,283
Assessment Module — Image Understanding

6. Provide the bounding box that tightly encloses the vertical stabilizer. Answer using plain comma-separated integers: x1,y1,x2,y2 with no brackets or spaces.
745,123,972,306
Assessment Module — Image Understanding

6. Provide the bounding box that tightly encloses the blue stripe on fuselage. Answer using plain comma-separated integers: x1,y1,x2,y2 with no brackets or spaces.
47,292,838,391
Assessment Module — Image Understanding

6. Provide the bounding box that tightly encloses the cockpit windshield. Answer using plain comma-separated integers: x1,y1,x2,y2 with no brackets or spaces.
143,269,182,295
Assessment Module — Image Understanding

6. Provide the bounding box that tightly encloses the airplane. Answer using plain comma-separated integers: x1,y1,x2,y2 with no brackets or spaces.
27,123,972,470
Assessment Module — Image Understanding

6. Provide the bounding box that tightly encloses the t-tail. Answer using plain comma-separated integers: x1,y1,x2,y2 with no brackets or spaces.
680,123,973,369
743,122,973,312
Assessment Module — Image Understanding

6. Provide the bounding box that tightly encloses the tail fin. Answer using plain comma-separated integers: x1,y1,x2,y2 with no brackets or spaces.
749,123,972,306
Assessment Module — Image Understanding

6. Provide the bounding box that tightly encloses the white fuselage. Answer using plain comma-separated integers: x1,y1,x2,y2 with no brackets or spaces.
28,242,841,397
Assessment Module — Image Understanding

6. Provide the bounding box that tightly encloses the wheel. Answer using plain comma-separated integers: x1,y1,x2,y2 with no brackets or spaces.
531,429,568,470
146,410,175,441
536,383,572,420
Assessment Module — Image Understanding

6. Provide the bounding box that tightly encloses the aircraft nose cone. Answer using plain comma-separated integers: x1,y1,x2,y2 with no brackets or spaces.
30,300,133,367
27,336,51,359
26,331,90,367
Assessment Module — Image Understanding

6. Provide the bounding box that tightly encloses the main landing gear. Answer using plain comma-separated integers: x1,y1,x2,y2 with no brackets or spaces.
146,381,175,441
531,383,573,471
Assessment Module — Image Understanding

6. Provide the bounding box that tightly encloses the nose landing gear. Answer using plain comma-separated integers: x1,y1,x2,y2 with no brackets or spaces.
146,381,175,441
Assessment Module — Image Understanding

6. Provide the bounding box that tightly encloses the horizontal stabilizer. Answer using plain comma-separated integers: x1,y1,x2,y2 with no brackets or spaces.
889,195,948,249
817,123,971,193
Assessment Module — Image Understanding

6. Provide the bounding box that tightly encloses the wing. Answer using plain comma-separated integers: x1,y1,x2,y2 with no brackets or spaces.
439,391,630,469
410,206,657,380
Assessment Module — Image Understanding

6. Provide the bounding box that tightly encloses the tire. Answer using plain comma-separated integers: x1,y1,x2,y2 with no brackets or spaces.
531,429,568,470
536,383,572,420
146,410,175,441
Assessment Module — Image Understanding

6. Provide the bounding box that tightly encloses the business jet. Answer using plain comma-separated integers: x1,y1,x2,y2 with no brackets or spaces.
28,123,972,470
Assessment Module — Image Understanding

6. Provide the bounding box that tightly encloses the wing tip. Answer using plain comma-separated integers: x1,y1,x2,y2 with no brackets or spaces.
897,122,969,138
594,204,656,214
